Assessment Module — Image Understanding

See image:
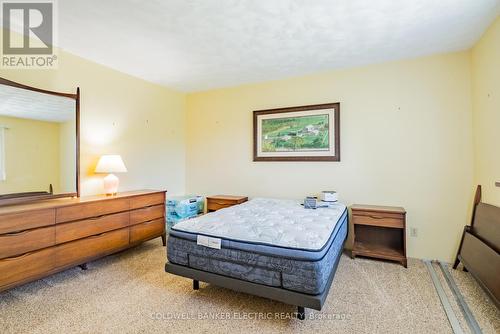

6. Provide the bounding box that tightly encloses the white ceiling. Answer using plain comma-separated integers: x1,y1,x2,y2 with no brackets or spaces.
32,1,500,91
0,85,75,123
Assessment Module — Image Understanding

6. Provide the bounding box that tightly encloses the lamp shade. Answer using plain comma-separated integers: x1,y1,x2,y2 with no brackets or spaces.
95,155,127,173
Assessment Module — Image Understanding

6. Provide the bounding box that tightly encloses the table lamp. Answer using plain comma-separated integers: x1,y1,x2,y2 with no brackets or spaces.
95,155,127,195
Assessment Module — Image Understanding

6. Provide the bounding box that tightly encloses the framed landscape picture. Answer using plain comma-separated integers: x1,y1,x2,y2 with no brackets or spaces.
253,103,340,161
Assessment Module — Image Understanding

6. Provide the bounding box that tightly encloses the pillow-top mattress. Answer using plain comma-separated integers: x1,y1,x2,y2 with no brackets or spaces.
170,198,347,260
168,198,348,294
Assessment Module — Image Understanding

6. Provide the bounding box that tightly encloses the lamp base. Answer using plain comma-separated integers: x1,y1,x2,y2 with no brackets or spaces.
103,173,119,196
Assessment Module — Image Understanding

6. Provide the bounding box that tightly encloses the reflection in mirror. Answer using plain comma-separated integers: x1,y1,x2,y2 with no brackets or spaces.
0,83,77,197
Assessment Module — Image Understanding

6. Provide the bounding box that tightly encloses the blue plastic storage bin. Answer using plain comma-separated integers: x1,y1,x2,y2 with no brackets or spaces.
167,195,204,230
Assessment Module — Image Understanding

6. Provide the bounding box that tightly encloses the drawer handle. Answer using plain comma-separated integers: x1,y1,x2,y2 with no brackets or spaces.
88,232,107,239
366,215,386,219
3,251,34,261
88,215,105,220
135,204,162,211
5,230,30,236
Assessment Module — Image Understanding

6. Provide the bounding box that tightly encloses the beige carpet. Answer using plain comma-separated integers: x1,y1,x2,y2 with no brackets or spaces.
1,239,498,334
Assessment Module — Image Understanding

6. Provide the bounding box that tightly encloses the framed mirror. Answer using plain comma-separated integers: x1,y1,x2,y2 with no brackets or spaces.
0,77,80,205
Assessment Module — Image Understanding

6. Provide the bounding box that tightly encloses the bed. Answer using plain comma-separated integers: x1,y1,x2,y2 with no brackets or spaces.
453,185,500,308
165,198,348,320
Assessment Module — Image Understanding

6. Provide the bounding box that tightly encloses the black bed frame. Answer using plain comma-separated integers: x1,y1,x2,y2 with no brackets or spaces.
165,239,346,320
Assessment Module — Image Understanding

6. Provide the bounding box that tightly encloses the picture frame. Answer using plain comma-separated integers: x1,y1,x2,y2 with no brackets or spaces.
253,103,340,161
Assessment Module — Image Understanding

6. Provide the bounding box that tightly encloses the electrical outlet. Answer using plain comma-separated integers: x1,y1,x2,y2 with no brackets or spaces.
410,227,418,237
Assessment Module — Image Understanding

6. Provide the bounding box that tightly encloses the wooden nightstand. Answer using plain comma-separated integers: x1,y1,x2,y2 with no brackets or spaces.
351,204,407,267
206,195,248,212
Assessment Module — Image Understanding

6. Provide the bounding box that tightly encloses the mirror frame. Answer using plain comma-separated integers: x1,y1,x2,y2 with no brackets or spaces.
0,77,80,206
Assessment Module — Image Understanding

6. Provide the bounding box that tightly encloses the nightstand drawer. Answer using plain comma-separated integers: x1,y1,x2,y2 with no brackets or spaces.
352,214,404,229
207,201,233,211
206,195,248,212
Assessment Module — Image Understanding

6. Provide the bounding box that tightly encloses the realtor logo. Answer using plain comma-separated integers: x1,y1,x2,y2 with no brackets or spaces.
1,1,57,68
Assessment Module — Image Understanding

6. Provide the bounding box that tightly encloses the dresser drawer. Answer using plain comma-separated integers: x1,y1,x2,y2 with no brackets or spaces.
130,193,165,210
0,247,55,289
130,204,164,226
56,198,130,223
352,213,404,229
0,209,55,234
55,228,129,268
56,212,130,244
130,218,165,244
0,226,55,259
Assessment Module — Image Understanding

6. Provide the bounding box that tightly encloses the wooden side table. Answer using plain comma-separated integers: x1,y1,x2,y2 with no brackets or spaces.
351,204,407,267
206,195,248,212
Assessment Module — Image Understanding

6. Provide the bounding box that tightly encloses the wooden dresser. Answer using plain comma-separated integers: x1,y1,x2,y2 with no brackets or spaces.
206,195,248,212
0,190,166,292
350,204,407,267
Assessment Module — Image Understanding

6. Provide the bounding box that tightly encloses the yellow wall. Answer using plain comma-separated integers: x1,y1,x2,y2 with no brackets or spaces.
472,17,500,206
0,115,60,194
0,30,187,196
186,52,475,261
3,20,498,262
59,118,76,193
